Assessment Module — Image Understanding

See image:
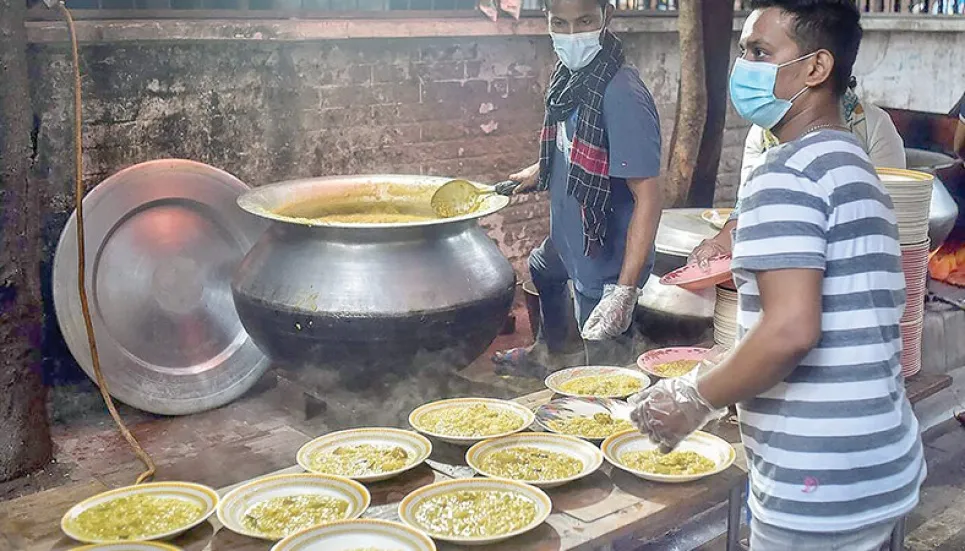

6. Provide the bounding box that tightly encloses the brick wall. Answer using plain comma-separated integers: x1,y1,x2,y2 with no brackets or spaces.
27,22,963,277
28,32,704,278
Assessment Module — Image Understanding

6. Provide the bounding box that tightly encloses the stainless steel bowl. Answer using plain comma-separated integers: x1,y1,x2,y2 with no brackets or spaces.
905,148,960,251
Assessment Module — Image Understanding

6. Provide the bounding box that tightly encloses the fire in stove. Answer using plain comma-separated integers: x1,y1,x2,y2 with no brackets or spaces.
930,240,965,287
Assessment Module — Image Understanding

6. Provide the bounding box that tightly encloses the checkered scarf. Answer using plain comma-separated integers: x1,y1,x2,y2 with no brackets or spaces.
537,30,624,257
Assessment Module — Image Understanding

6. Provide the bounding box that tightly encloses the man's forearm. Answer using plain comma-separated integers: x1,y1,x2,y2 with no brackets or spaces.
715,219,736,248
697,316,813,408
618,192,662,287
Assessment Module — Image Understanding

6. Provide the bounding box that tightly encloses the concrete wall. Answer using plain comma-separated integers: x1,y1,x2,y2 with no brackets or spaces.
854,29,965,114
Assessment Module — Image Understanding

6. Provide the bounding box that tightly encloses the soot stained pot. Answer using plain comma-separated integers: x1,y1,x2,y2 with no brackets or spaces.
231,175,516,380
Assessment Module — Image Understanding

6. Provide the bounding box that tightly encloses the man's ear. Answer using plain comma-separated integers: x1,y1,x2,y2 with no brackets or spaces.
603,3,614,27
805,49,836,89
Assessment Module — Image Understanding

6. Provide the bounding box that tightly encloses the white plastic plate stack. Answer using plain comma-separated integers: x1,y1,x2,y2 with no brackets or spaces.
877,168,934,247
713,285,739,349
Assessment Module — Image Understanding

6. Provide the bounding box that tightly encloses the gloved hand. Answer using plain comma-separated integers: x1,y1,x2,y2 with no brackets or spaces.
628,376,719,453
581,284,639,341
688,238,729,271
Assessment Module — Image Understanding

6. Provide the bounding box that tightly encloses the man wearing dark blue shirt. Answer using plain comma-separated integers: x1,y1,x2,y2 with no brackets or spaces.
493,0,663,376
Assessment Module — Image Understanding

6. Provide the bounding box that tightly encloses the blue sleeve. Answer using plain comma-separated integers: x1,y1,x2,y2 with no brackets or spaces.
960,101,965,122
603,67,662,180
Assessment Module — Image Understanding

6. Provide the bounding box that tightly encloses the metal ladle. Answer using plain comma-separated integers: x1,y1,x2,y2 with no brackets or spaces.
431,179,519,218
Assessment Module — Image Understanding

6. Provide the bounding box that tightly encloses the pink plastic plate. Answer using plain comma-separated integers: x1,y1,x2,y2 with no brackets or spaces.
637,347,711,379
659,257,733,291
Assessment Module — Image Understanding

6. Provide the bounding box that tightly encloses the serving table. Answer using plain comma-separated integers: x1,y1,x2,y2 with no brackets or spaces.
28,389,748,551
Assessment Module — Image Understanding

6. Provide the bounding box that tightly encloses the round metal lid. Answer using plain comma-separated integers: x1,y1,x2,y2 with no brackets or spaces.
52,159,270,415
655,208,721,257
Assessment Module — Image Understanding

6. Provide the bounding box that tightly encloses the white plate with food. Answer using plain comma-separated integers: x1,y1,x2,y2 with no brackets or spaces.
271,519,436,551
466,432,603,489
544,366,650,399
296,428,432,483
602,430,736,483
636,347,711,379
408,397,534,446
398,478,551,546
535,397,635,442
61,481,218,544
70,544,182,551
218,473,370,541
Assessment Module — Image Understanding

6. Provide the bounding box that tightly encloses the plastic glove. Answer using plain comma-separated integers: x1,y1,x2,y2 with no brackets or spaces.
629,376,719,453
581,284,639,341
688,238,729,271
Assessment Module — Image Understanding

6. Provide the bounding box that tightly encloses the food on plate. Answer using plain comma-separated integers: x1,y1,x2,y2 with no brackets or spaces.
651,359,700,377
547,413,633,439
416,404,525,437
620,450,715,476
68,495,205,541
478,446,583,481
558,374,643,396
307,444,410,477
241,495,351,538
412,490,537,538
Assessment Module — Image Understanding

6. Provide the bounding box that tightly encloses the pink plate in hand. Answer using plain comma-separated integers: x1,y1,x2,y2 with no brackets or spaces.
637,347,711,379
659,257,733,291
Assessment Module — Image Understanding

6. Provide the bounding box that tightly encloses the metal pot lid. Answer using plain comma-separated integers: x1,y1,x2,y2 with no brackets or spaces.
638,273,715,319
52,159,270,416
655,208,720,257
905,148,957,171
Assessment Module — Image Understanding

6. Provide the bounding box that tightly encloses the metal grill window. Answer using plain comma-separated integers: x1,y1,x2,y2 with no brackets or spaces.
30,0,965,17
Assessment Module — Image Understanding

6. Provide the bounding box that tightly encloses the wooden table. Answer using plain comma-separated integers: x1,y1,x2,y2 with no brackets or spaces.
20,389,748,551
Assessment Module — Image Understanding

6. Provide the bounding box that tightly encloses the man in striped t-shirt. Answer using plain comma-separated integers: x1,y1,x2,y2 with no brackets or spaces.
630,1,925,548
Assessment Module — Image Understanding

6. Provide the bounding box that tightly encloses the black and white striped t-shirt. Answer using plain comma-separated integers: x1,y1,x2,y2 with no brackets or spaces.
731,129,925,533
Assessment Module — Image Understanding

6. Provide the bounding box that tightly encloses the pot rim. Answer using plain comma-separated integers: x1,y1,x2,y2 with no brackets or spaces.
237,174,511,229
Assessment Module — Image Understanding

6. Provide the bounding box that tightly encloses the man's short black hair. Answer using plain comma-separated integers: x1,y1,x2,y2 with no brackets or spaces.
544,0,609,12
749,0,862,96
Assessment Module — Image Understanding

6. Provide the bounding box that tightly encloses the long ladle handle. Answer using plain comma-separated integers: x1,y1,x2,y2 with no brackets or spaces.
493,180,521,196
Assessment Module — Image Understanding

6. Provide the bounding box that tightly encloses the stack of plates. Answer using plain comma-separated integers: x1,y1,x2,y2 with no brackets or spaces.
713,285,739,349
898,237,929,379
901,240,930,323
878,168,934,246
900,317,924,378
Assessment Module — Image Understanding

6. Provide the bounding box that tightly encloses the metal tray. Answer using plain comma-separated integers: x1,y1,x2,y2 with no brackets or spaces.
655,208,720,257
52,159,270,415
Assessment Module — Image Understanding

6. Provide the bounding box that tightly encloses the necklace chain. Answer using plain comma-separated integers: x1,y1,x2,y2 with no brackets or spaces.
803,123,847,135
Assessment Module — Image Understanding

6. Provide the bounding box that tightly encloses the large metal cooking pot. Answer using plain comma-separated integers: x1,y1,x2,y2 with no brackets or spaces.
905,148,960,250
232,175,516,379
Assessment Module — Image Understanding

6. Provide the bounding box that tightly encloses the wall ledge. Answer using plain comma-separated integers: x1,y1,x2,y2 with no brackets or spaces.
25,13,965,44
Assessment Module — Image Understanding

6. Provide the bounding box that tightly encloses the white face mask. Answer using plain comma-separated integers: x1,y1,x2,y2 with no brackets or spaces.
550,17,604,71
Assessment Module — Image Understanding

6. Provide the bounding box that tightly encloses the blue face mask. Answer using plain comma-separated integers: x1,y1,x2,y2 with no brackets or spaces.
550,12,605,72
729,52,816,129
